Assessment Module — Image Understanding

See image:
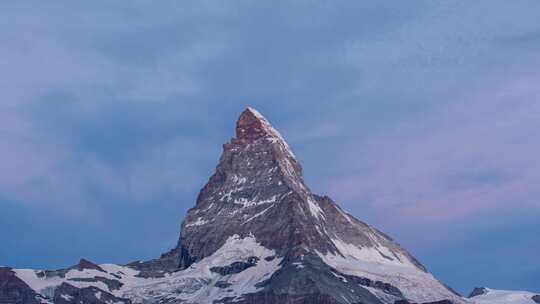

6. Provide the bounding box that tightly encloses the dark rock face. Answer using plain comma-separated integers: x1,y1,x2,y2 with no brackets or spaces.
395,300,454,304
218,292,359,304
36,258,107,280
215,281,233,289
339,272,403,298
247,253,386,304
532,294,540,303
210,256,259,275
76,259,105,272
467,287,488,298
0,267,41,304
126,248,180,278
53,283,131,304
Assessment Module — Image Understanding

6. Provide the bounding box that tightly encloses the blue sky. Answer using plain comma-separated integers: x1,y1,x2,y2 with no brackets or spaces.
1,1,539,295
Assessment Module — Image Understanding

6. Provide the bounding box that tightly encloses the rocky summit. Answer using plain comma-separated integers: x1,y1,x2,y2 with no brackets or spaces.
2,108,468,304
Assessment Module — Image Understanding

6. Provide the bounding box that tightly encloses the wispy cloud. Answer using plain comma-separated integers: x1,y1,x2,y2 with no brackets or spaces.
327,74,540,224
1,1,539,292
0,1,230,216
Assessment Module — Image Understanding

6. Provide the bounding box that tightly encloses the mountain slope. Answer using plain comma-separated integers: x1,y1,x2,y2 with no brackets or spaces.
5,107,467,304
169,107,464,304
468,288,540,304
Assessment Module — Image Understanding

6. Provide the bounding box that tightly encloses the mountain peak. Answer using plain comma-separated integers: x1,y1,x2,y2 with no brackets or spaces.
235,107,281,140
76,258,105,272
236,107,268,140
167,109,464,304
4,108,467,304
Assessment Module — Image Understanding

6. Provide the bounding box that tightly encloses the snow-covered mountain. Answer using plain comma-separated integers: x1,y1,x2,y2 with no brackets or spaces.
1,107,531,304
468,288,540,304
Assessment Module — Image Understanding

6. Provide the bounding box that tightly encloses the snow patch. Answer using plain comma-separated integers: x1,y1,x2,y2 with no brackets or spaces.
14,264,146,300
331,238,413,267
307,197,325,220
14,269,63,295
123,234,282,303
61,294,73,301
244,205,274,223
186,217,209,227
318,247,466,304
220,188,244,202
233,195,278,208
231,174,247,185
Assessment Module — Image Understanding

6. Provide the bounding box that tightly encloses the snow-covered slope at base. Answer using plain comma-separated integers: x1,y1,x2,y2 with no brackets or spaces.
124,234,281,303
318,243,467,304
13,266,142,299
471,288,539,304
14,235,281,304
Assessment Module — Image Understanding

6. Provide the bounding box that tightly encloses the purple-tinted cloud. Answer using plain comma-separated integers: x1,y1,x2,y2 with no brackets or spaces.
1,0,539,294
0,1,229,216
327,75,540,224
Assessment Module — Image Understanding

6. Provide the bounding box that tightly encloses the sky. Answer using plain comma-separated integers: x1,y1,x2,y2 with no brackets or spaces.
1,0,539,295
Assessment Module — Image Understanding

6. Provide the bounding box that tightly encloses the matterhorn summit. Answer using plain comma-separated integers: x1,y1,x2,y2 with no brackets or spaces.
2,108,467,304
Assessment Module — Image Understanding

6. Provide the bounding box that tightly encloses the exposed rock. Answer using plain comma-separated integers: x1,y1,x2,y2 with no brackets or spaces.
395,300,454,304
214,281,232,289
339,272,403,298
0,267,41,304
532,294,540,303
36,258,105,280
468,287,488,298
76,258,105,272
210,257,259,275
53,282,131,304
247,253,386,304
216,292,356,304
127,248,180,278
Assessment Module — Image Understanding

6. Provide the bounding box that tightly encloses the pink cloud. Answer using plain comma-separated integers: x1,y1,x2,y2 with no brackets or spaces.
326,74,540,225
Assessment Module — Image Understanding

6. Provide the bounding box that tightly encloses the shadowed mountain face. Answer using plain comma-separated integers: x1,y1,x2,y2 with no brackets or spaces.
1,108,466,304
0,268,42,304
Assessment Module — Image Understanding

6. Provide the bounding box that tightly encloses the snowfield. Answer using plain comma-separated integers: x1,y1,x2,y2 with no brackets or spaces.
470,288,540,304
318,238,467,304
14,235,282,304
